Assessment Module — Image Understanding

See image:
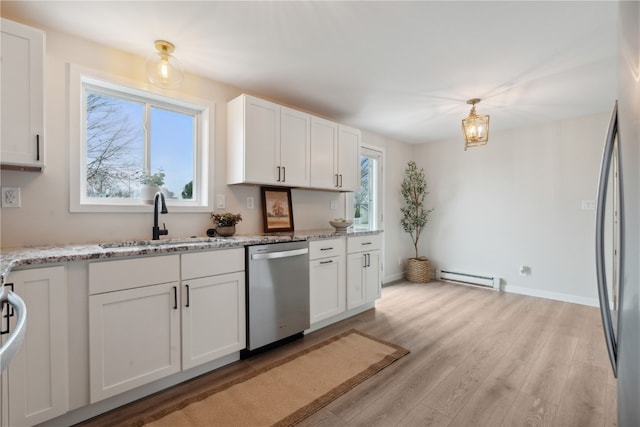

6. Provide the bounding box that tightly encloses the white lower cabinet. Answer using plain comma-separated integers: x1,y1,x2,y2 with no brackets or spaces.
3,266,68,427
88,249,246,403
347,235,381,310
309,238,346,324
88,256,181,403
181,249,245,370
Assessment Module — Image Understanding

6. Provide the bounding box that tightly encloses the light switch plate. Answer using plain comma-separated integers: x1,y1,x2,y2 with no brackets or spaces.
247,197,254,209
2,187,21,208
216,194,226,209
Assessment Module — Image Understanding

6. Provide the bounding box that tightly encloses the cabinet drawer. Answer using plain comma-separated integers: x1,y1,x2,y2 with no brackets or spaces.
181,247,245,280
89,255,180,295
347,234,381,253
309,237,345,260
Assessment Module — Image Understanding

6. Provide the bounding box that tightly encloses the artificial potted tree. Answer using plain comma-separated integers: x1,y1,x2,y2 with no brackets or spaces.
401,161,434,282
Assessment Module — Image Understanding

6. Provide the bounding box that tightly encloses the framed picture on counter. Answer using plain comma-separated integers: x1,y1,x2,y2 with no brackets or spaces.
261,187,294,232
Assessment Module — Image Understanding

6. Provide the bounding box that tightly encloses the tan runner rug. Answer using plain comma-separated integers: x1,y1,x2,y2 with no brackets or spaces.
136,329,408,427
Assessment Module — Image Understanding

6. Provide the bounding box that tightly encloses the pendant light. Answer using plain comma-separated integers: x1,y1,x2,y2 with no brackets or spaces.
461,98,490,150
146,40,184,89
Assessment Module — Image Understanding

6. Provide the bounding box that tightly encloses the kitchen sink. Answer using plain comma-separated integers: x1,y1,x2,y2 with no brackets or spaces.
99,237,227,249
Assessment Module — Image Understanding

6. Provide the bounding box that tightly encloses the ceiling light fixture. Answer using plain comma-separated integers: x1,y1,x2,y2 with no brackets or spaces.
461,98,490,150
146,40,184,89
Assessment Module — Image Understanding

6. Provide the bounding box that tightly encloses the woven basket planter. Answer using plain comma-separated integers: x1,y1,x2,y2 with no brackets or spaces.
406,257,432,283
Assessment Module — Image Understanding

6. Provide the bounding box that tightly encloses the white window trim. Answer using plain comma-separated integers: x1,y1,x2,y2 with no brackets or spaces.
68,63,213,213
346,143,385,230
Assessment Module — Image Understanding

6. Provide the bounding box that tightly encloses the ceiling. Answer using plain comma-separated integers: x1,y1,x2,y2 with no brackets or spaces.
2,1,618,144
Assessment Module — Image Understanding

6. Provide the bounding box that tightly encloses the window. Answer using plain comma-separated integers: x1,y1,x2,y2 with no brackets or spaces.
352,145,383,230
69,66,212,212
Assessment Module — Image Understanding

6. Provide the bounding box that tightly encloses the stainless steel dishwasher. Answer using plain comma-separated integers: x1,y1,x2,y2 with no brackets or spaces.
244,240,310,355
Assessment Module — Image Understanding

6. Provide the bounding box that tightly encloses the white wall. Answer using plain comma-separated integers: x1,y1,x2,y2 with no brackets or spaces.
414,112,610,305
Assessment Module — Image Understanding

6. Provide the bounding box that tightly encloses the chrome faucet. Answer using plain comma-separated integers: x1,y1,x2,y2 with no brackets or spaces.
152,191,169,240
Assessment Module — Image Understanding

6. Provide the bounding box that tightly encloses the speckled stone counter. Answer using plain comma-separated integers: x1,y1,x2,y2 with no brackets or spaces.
1,229,381,283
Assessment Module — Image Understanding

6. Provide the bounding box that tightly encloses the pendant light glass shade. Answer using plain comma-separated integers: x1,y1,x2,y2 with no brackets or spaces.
461,98,490,150
146,40,184,89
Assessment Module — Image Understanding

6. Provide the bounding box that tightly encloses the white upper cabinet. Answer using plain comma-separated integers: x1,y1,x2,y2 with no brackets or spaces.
310,117,338,189
227,95,280,185
337,124,361,192
227,94,358,191
310,119,361,191
227,94,310,187
280,106,311,187
1,18,45,171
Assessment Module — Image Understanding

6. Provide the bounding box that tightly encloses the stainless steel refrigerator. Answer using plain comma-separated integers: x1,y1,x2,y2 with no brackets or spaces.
595,2,639,425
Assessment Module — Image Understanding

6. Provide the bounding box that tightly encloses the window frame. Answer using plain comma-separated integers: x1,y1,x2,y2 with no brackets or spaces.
69,64,213,213
348,144,384,231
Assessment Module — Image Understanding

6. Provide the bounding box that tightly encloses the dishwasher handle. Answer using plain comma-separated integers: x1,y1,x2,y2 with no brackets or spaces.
251,247,308,261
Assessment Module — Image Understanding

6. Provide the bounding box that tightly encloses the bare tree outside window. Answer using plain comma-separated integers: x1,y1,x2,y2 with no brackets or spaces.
85,92,144,198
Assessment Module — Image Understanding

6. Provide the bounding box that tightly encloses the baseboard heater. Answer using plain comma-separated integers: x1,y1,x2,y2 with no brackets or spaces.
438,269,501,290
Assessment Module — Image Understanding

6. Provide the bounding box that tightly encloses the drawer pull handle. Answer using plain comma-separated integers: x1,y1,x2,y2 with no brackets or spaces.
361,242,373,246
320,247,334,251
320,260,334,264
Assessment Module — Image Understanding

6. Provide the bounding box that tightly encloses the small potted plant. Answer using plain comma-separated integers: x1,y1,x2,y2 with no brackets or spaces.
210,212,243,237
140,170,165,202
401,161,434,282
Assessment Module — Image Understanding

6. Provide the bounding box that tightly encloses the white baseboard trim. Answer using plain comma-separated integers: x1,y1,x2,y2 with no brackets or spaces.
505,285,599,307
384,272,405,284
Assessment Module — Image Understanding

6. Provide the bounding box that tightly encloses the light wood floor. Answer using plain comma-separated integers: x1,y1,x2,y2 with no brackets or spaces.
77,280,617,427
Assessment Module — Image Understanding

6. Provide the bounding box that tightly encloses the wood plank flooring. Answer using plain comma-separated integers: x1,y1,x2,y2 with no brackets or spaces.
77,280,617,427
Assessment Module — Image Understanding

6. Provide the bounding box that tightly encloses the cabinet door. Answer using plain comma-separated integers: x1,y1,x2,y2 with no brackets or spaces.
280,107,310,187
337,125,361,191
309,257,346,324
364,250,381,303
182,272,245,370
310,117,338,189
4,266,68,426
346,252,366,309
0,19,45,170
242,95,280,184
89,282,181,403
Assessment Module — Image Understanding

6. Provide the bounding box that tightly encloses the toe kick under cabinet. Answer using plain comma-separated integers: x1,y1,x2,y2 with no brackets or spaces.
88,248,245,403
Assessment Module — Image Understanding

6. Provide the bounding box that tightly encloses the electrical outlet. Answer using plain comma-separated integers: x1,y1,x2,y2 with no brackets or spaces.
1,187,20,208
247,197,254,209
330,200,337,210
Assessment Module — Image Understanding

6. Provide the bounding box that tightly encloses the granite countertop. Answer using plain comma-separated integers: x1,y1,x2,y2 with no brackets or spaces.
1,228,381,283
